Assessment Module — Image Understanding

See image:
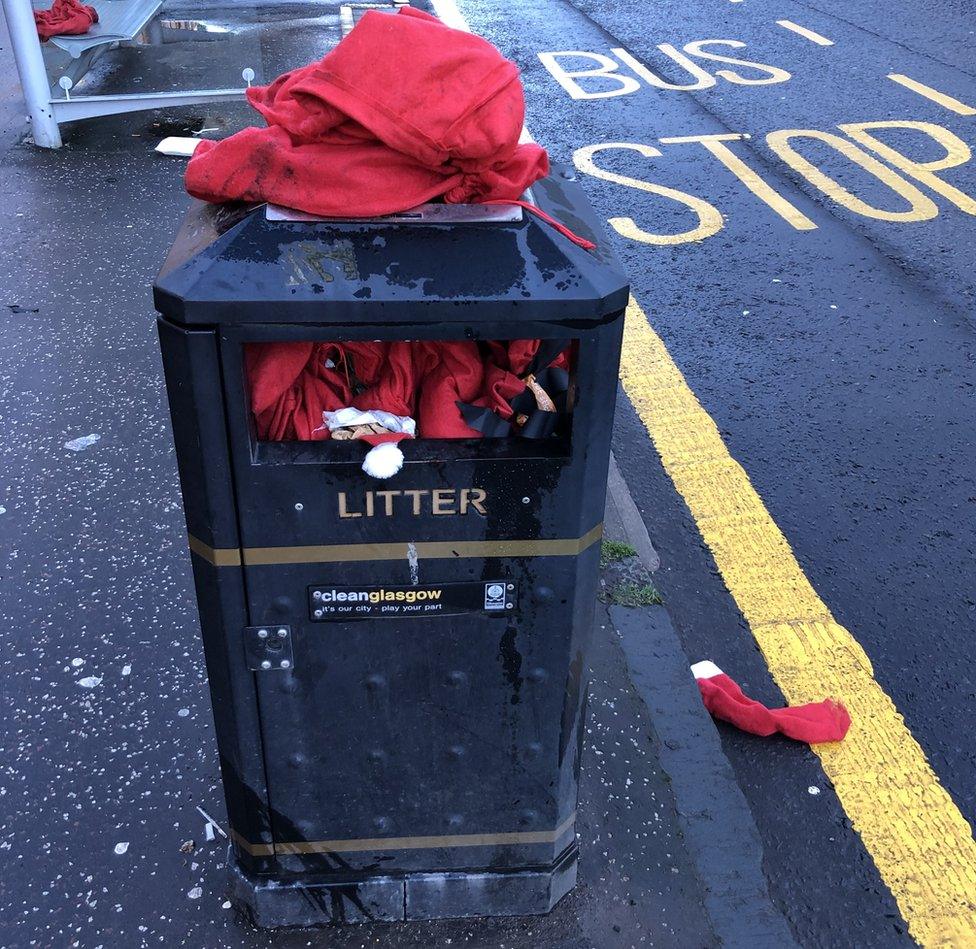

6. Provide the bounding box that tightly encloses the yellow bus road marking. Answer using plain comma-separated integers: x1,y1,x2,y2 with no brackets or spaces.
775,20,835,46
619,297,976,946
888,74,976,116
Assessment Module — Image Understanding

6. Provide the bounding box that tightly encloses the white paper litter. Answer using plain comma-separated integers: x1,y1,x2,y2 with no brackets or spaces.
77,676,102,689
113,842,129,855
71,658,84,667
322,407,415,436
65,433,101,452
156,137,204,157
205,823,215,842
195,805,228,839
807,786,821,796
187,887,203,900
121,665,132,676
178,708,190,717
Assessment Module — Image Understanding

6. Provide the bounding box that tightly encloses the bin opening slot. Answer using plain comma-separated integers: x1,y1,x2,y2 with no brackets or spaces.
244,338,577,452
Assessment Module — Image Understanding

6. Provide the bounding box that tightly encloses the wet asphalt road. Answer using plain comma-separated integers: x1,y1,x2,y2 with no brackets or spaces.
454,0,975,944
1,0,974,945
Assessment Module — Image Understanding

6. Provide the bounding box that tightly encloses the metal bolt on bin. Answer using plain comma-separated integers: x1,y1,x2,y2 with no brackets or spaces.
153,167,629,926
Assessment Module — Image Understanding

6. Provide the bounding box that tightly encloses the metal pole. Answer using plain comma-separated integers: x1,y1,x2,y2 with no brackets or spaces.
0,0,62,147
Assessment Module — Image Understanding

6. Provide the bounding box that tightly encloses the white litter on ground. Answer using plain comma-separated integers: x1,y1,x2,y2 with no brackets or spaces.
121,664,132,676
64,433,101,452
808,786,821,796
156,137,203,157
113,842,129,855
195,805,228,839
77,676,102,688
188,887,203,900
71,658,84,667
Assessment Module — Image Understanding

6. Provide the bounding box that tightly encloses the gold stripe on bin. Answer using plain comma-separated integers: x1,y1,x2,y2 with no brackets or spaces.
187,534,243,567
231,813,577,857
187,524,603,567
229,827,275,858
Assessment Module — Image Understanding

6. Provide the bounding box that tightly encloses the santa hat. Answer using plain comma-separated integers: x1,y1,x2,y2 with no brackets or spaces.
691,661,850,744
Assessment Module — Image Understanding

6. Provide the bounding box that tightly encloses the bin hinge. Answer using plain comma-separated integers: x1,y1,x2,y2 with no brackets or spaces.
244,625,294,672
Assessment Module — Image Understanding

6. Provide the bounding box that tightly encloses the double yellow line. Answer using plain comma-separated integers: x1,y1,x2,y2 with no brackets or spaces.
620,297,976,945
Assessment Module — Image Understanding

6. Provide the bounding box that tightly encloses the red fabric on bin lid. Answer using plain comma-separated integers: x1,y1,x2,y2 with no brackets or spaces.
34,0,98,41
185,7,549,218
692,661,851,744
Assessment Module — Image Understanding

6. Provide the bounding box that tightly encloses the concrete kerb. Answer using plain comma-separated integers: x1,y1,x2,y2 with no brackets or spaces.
602,455,798,948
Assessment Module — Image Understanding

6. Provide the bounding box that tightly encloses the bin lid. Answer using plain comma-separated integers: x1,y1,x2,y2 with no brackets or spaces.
153,168,630,326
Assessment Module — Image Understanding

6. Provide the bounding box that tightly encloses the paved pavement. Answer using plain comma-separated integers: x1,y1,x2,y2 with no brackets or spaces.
1,0,975,945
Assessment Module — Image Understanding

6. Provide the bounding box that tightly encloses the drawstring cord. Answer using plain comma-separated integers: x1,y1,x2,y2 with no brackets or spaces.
478,199,597,251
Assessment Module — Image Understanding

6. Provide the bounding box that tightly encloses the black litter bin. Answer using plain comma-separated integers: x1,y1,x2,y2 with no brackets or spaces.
154,168,629,926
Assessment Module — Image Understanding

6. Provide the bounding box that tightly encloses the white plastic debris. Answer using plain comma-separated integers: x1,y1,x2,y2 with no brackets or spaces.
205,823,215,842
113,842,129,855
121,665,132,676
155,137,204,157
0,506,6,515
808,786,821,796
362,441,404,479
71,658,84,667
178,708,190,717
195,805,228,839
221,901,232,910
322,407,415,436
187,887,203,900
65,433,101,452
77,676,103,689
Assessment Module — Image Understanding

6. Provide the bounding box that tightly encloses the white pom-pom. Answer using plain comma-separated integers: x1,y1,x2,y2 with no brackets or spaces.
362,442,404,479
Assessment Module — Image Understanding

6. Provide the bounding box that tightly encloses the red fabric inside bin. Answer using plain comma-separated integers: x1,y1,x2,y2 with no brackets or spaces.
246,339,571,442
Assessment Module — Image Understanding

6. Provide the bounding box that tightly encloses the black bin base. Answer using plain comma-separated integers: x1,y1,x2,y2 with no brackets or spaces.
229,846,578,927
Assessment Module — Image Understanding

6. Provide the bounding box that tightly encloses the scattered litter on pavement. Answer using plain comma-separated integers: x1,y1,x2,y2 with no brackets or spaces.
187,887,203,900
121,664,131,676
64,433,101,452
222,901,232,910
179,840,195,854
0,506,5,515
71,658,84,667
77,675,102,688
195,805,228,839
204,823,215,842
113,842,129,855
178,708,190,717
808,786,822,796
